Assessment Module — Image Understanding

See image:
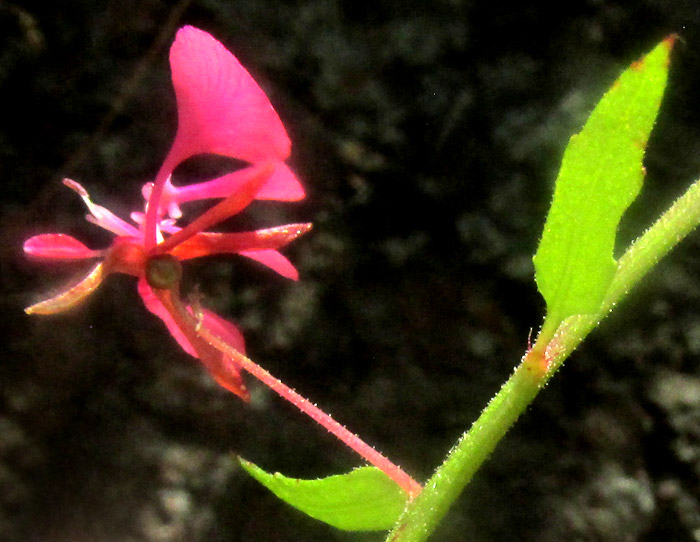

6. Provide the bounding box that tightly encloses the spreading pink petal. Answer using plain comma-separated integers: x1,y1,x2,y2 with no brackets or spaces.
255,162,305,201
170,162,305,206
155,166,265,217
24,234,102,260
239,249,299,280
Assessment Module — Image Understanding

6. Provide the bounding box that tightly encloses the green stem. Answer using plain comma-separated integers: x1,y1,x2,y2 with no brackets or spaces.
387,176,700,542
385,338,549,542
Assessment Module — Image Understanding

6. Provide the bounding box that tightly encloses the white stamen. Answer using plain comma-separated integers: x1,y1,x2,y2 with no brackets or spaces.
63,178,139,237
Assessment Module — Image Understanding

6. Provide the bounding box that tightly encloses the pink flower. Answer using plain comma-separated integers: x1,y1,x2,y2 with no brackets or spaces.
24,26,311,401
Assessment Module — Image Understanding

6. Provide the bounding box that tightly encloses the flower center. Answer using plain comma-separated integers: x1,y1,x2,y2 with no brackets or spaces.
146,254,183,290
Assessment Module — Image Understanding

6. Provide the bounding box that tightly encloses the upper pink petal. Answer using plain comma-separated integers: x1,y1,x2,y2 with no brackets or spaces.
24,234,102,260
160,26,290,176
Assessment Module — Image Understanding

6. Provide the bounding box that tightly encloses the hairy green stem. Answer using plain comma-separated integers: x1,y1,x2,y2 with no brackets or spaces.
387,176,700,542
385,343,549,542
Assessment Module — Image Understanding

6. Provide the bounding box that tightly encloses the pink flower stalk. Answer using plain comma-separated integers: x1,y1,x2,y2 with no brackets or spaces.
24,26,311,401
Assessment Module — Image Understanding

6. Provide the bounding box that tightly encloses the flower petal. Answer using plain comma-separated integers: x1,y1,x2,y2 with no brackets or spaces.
170,223,313,260
156,26,290,186
138,279,250,401
170,162,305,206
255,162,305,201
25,262,106,315
239,249,299,280
24,234,102,260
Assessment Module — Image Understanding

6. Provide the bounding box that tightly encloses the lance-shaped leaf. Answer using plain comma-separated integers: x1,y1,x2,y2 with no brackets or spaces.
239,459,408,531
533,37,674,329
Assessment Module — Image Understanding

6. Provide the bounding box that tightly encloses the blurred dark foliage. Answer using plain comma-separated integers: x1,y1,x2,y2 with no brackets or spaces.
2,0,700,540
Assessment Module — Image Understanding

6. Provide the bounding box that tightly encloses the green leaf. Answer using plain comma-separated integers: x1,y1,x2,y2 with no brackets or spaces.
239,459,408,531
533,37,674,329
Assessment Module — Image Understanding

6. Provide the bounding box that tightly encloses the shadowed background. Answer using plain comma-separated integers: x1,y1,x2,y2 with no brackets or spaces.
2,1,700,540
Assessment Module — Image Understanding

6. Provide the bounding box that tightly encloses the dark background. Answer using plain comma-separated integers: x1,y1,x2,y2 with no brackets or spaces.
2,1,700,540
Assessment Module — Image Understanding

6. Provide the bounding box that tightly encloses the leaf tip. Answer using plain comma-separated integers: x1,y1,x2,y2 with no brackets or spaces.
237,456,250,468
663,34,678,51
